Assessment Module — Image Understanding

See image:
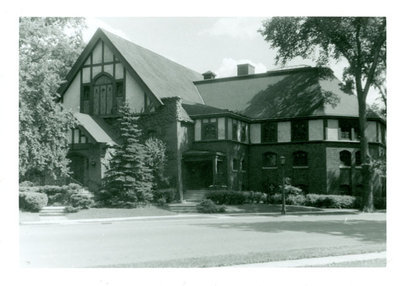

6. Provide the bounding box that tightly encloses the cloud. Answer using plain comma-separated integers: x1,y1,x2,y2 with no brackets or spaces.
215,58,267,78
83,17,130,43
200,17,263,40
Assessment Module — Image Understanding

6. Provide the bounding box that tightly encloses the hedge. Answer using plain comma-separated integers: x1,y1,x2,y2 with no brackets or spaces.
205,190,267,205
19,192,48,212
196,199,226,213
305,194,356,209
19,183,94,210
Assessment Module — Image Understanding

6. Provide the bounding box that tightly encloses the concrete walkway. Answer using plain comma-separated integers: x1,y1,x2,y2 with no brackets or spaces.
228,251,386,267
20,209,363,225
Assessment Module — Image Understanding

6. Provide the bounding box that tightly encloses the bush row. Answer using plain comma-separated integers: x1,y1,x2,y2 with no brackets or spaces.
205,190,267,205
205,190,386,210
19,182,94,212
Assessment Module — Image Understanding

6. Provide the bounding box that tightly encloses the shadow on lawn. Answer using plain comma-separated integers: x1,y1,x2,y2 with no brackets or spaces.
195,220,386,243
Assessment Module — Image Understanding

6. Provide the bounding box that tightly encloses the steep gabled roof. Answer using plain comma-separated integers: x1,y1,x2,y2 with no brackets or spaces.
194,67,360,120
61,28,204,105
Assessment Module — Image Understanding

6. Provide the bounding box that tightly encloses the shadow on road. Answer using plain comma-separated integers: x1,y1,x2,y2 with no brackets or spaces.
193,220,386,243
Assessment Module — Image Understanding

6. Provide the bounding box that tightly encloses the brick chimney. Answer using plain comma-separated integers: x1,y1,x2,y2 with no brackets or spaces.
202,71,216,80
237,63,255,76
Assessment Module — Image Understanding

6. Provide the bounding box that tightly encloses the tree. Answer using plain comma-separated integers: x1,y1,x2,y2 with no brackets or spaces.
102,104,154,206
259,17,386,212
144,137,168,189
19,17,86,182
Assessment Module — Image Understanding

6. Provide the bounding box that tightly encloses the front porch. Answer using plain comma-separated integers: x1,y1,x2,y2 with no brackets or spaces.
182,150,226,200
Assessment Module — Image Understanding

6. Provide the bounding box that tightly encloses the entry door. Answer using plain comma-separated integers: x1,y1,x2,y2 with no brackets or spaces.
68,155,86,185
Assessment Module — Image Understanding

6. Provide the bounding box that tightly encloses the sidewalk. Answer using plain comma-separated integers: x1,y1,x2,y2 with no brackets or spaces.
20,208,363,225
227,251,386,267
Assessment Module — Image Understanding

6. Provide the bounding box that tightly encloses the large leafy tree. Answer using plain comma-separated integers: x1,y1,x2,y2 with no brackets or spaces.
19,17,86,182
259,17,386,212
102,104,154,206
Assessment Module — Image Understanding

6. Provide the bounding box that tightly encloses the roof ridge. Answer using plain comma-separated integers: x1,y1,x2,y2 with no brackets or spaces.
99,28,202,77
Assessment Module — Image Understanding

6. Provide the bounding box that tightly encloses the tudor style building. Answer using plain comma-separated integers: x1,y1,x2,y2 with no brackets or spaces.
60,28,386,200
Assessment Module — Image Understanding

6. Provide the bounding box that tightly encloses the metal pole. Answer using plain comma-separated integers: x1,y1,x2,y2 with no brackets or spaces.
281,162,286,215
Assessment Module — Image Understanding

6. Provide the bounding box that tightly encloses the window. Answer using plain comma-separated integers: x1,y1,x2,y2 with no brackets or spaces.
339,119,359,140
93,74,114,116
340,150,351,167
355,151,361,166
263,152,277,167
240,123,247,142
81,85,90,114
202,118,217,140
293,151,308,167
262,122,277,142
232,120,238,141
115,81,124,112
292,120,308,141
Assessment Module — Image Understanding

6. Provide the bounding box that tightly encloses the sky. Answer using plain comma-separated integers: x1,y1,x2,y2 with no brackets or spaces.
82,17,381,105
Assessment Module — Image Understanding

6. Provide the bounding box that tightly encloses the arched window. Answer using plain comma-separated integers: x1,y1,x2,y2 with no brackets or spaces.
93,74,114,115
263,152,277,167
340,150,351,167
293,151,308,166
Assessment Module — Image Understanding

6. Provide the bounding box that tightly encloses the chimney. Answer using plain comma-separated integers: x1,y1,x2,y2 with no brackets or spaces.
237,63,255,76
202,71,216,80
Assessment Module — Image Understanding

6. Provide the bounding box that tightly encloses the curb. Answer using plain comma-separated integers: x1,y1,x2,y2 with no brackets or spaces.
226,251,386,267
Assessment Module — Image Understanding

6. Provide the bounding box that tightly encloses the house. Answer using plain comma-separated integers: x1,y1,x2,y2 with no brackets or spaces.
60,28,386,200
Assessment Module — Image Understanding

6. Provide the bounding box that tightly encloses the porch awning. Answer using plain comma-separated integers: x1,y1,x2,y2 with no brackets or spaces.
182,150,225,161
74,113,117,145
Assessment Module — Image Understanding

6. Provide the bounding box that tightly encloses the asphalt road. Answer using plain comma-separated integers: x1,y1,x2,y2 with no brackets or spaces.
19,212,386,267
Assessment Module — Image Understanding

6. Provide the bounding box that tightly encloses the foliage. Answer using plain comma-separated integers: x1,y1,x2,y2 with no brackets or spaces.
19,192,48,212
144,137,168,189
259,17,386,212
19,183,94,209
101,104,154,206
19,17,86,182
305,194,356,209
206,191,247,205
196,199,226,213
152,188,176,205
64,206,79,213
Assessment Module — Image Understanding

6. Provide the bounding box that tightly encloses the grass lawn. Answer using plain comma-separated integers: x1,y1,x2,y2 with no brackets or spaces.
310,258,386,267
65,206,176,219
224,204,324,214
98,244,386,268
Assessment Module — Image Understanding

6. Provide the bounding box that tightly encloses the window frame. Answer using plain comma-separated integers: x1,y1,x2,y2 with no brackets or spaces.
293,151,308,167
201,118,218,140
261,121,277,143
262,152,278,168
291,119,308,142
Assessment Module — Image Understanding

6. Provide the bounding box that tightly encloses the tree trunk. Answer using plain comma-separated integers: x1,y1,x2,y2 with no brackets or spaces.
357,92,374,212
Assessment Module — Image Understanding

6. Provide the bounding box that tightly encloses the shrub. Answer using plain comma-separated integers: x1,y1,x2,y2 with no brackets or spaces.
19,183,94,210
152,188,175,204
268,193,282,204
286,194,306,205
285,185,303,196
69,192,94,209
19,192,48,212
196,199,226,213
19,181,36,187
206,191,247,205
305,194,356,209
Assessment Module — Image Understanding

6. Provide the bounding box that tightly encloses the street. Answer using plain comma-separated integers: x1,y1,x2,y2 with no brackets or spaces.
20,212,386,267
